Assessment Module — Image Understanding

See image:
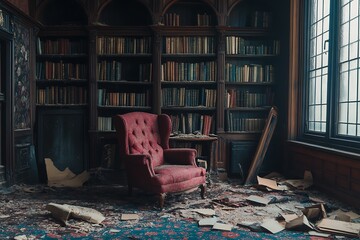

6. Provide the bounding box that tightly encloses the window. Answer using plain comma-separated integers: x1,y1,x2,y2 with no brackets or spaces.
304,0,360,149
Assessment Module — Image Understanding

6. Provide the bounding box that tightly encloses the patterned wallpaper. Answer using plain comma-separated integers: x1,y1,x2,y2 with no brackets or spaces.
13,19,31,130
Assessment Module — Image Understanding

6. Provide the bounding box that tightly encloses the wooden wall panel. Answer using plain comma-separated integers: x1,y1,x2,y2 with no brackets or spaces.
286,141,360,208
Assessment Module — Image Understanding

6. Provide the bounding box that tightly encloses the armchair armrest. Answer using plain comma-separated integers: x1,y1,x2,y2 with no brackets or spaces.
125,154,155,177
163,148,197,166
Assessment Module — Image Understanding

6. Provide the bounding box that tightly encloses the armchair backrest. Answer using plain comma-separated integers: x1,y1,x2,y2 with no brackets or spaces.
113,112,171,167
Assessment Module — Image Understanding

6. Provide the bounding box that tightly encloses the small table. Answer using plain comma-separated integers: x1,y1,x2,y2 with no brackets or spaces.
169,134,218,171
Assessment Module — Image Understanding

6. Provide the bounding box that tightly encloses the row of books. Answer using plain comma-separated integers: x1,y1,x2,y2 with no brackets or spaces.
225,63,274,83
162,88,216,107
162,13,211,26
98,89,149,107
97,61,152,82
226,37,280,55
226,88,274,108
97,36,152,55
163,13,181,26
36,61,87,80
161,61,216,82
36,86,87,105
37,38,87,55
226,113,265,132
97,117,114,131
170,114,214,135
163,36,215,54
250,11,273,28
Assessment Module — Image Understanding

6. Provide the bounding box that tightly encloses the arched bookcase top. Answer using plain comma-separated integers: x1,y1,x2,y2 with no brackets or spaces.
228,0,273,28
162,0,218,26
97,0,152,26
36,0,88,26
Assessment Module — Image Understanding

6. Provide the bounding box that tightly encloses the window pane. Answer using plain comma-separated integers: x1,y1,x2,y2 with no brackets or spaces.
322,75,328,103
350,18,358,43
348,124,356,135
339,102,348,122
305,0,329,133
339,71,348,102
337,0,360,137
349,102,357,123
349,69,358,101
350,0,359,19
338,123,347,134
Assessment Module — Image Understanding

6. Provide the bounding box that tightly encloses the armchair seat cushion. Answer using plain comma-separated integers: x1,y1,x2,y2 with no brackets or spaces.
153,164,206,185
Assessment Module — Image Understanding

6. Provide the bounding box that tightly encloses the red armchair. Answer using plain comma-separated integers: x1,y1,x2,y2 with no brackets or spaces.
113,112,206,208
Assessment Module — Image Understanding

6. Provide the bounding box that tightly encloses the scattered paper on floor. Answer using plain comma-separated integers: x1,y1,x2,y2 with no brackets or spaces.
317,218,360,237
198,217,217,226
212,222,233,231
256,176,287,191
261,219,285,234
246,195,271,205
121,213,140,220
191,208,216,216
284,170,313,190
285,215,313,230
46,202,105,225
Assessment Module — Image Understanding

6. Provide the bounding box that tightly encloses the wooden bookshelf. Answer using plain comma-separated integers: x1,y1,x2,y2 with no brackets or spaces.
33,0,289,175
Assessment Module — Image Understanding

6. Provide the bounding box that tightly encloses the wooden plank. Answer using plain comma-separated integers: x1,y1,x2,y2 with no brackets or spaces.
244,107,278,185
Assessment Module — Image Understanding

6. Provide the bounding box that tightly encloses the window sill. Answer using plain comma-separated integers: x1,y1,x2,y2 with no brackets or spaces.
287,140,360,161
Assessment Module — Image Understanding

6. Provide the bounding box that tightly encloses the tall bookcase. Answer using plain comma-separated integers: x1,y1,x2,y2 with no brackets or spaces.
217,0,285,175
88,1,154,169
158,1,218,136
34,0,90,180
32,0,289,178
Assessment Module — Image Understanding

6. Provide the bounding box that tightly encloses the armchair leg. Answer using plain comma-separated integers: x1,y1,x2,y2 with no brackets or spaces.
200,183,206,199
159,193,166,209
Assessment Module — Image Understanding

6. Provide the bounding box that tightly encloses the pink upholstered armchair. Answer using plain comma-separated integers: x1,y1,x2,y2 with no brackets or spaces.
113,112,206,208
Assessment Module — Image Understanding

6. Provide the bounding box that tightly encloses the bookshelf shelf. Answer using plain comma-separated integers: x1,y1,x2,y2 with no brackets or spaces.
36,104,88,107
97,106,152,110
161,81,216,85
225,107,272,111
162,107,216,111
225,82,274,86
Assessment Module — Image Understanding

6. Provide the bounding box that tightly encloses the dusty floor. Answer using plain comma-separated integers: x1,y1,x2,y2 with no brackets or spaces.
0,172,359,239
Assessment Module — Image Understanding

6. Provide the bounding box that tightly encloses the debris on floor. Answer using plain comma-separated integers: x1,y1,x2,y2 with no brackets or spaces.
46,203,105,225
0,171,359,239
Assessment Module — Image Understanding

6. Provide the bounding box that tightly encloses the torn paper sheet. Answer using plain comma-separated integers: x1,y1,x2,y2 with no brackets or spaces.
46,203,105,225
45,158,90,187
121,214,140,220
198,217,217,227
285,215,313,230
284,170,313,190
280,213,298,223
256,176,288,191
261,219,285,234
212,222,233,231
308,231,331,237
317,218,360,237
246,195,271,205
191,209,216,216
302,204,327,221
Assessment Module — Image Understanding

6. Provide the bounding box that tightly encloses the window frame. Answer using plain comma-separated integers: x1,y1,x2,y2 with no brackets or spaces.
301,0,360,153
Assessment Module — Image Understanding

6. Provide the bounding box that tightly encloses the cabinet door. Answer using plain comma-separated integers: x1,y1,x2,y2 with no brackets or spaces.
36,108,88,182
229,141,257,179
